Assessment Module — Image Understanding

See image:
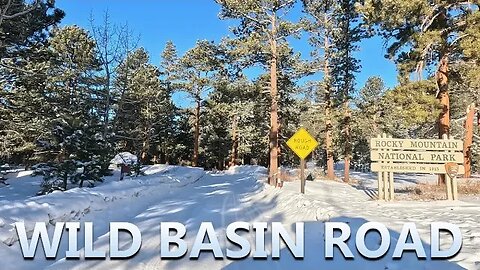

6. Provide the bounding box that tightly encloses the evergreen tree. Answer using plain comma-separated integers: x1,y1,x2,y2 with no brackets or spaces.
0,0,64,60
351,76,385,170
380,80,441,139
170,110,194,165
158,41,182,164
215,0,301,185
174,40,225,167
350,78,440,170
114,48,174,164
355,76,385,136
360,0,479,183
202,75,270,169
201,95,231,169
302,0,337,179
359,0,480,139
331,0,362,182
160,40,179,84
0,0,63,166
31,26,112,193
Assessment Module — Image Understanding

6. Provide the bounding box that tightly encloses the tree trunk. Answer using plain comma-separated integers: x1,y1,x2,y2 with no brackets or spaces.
323,22,335,180
230,115,238,167
141,127,149,164
62,172,68,191
436,55,449,185
103,71,111,137
160,149,167,164
268,14,279,186
372,109,379,134
343,101,351,183
79,166,86,188
464,103,475,178
193,98,201,167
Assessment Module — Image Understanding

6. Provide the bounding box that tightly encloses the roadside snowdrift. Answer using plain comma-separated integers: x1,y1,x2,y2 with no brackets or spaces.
0,165,205,246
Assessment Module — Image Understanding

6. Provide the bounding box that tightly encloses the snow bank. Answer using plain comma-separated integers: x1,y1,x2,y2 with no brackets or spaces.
0,165,205,246
227,165,268,176
227,165,336,221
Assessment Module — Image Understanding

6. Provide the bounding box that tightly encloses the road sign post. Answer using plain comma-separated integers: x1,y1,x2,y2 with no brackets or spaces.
286,128,318,194
300,158,305,194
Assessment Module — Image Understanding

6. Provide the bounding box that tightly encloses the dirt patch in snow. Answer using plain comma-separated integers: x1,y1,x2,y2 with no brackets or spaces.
396,179,480,201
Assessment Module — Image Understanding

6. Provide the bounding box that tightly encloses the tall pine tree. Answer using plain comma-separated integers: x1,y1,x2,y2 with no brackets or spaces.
215,0,301,185
331,0,362,182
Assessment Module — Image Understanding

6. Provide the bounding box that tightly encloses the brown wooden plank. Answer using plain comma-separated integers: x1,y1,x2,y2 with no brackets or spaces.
370,138,462,151
371,163,465,174
371,150,463,163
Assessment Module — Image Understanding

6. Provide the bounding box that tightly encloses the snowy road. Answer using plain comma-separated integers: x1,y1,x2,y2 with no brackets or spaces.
1,166,480,269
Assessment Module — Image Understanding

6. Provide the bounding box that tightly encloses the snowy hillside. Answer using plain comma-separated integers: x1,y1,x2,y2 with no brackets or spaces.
0,165,479,269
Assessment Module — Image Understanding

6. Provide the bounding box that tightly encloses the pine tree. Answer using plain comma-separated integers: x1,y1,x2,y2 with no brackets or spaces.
158,41,181,164
0,0,64,60
360,0,479,184
380,80,441,139
174,40,225,167
170,110,194,165
359,0,480,138
201,96,231,169
215,0,301,185
351,76,385,170
0,0,63,166
302,0,337,179
202,75,269,169
114,48,174,164
356,76,385,135
30,25,112,193
160,41,179,84
331,0,362,182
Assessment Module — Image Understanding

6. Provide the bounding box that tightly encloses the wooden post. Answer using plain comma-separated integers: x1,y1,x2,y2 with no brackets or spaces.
388,171,394,201
378,168,384,200
464,103,475,178
446,174,453,200
387,134,394,201
445,161,459,201
300,158,305,194
377,134,384,200
452,175,458,200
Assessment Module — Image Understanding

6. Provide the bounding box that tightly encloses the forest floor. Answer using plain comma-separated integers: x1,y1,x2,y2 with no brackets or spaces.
0,165,479,269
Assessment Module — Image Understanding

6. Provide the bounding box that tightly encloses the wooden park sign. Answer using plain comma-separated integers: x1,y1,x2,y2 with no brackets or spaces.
371,134,464,201
286,128,318,194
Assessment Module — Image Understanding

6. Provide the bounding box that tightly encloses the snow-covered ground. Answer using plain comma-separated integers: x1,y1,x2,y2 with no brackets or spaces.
0,165,479,269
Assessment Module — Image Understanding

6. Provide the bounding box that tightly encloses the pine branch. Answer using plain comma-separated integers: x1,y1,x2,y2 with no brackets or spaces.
0,0,40,27
0,61,35,74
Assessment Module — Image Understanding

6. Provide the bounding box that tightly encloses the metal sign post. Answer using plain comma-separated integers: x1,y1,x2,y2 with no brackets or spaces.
300,158,305,194
286,128,318,194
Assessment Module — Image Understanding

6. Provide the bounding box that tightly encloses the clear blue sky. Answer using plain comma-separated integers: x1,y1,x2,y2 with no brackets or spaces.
56,0,398,102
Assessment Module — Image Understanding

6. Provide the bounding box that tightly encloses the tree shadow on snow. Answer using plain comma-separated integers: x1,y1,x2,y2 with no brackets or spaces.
53,171,280,270
222,217,466,270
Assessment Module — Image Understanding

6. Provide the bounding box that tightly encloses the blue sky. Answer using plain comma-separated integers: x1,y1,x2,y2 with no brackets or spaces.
56,0,399,104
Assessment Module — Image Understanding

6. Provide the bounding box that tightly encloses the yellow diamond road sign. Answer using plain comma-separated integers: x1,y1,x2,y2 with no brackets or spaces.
286,128,319,159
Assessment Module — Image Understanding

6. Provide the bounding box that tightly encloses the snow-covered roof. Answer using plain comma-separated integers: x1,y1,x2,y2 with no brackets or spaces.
110,152,138,165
